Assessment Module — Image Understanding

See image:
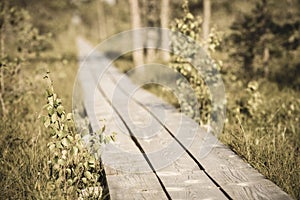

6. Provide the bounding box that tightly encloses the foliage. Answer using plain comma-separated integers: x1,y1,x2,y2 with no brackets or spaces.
0,0,299,199
11,0,77,36
228,0,300,87
0,2,49,117
222,3,300,192
221,79,300,199
41,74,113,199
0,3,50,195
220,3,300,197
169,0,223,126
167,1,300,199
0,1,112,199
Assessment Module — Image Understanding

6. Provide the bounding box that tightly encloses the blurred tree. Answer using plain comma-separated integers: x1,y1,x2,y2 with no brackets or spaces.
97,0,107,41
129,0,143,66
145,0,158,63
202,0,211,50
160,0,170,61
170,0,223,126
229,0,271,74
229,0,300,82
12,0,76,35
0,1,48,116
0,1,8,115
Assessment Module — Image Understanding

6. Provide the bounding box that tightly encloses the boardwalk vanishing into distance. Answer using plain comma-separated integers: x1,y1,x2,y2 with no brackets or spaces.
76,38,291,200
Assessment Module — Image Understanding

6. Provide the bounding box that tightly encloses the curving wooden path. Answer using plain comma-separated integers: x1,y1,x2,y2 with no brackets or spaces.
76,38,291,200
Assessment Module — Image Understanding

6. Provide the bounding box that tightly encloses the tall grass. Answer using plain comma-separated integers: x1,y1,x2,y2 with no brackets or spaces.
0,28,80,199
220,80,300,199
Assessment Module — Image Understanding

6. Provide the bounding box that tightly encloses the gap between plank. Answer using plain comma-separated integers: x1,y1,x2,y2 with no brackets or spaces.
105,70,233,200
90,70,172,200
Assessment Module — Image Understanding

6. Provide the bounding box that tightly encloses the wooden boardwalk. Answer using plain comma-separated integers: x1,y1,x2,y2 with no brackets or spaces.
76,38,291,200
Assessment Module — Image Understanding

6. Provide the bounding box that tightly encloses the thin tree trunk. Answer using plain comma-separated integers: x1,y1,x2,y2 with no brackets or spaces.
202,0,211,50
263,46,270,77
160,0,170,62
129,0,144,67
0,1,7,116
97,0,107,41
145,0,157,63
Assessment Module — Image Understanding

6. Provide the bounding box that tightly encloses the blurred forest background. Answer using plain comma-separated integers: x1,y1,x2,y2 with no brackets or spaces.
0,0,299,199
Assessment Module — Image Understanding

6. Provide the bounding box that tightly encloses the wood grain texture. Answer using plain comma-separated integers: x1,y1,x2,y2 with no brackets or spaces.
107,174,168,200
77,38,167,199
106,64,292,200
77,37,292,200
96,69,228,199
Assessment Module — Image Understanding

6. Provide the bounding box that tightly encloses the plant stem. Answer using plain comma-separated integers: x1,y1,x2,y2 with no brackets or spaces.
0,1,7,116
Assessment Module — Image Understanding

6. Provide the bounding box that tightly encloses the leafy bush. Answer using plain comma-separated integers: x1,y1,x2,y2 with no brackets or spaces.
221,79,300,199
0,1,112,199
167,1,300,199
169,0,223,126
41,74,105,199
222,4,300,197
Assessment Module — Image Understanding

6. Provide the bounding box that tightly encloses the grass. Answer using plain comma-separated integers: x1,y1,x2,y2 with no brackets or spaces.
220,80,300,199
1,0,298,198
0,27,83,199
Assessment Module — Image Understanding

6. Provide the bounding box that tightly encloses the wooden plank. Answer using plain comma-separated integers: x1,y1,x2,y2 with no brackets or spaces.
77,38,168,199
96,70,228,199
78,37,291,199
105,67,292,200
220,179,291,200
107,174,168,200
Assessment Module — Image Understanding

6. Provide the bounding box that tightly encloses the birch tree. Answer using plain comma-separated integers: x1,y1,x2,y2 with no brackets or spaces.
129,0,144,66
97,0,107,41
202,0,211,50
160,0,170,61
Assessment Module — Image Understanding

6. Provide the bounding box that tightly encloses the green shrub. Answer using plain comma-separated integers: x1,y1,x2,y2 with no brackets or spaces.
41,74,115,199
169,0,223,126
221,75,300,199
228,0,300,87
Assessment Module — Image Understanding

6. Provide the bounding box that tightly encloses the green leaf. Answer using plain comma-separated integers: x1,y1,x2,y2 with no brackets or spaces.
61,137,70,147
44,118,51,128
57,105,64,115
48,96,54,106
101,125,106,133
72,146,78,156
48,108,54,115
56,141,63,149
48,143,55,151
88,158,95,168
84,161,89,169
51,113,57,123
84,171,92,180
82,177,87,184
67,113,72,120
73,177,78,183
67,135,74,142
186,13,194,20
57,159,65,165
66,168,72,176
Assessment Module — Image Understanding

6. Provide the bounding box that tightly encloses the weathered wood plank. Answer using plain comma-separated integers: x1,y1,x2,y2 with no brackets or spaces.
77,38,168,199
78,37,291,200
106,66,292,200
107,174,168,200
96,70,228,199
